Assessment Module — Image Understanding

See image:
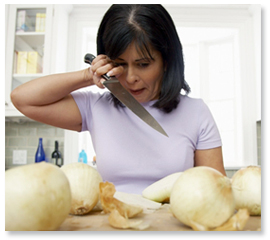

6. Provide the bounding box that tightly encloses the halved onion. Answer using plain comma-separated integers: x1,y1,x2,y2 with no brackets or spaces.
142,172,183,202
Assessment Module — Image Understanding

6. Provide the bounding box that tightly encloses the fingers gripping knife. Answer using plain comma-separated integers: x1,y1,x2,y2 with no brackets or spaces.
84,53,168,137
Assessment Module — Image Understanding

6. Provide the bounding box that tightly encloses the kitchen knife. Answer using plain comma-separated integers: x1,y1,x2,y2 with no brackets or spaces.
84,53,168,137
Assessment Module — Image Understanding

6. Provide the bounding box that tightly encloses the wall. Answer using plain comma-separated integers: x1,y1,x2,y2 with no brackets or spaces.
256,121,261,166
225,120,261,178
5,119,261,176
5,121,64,170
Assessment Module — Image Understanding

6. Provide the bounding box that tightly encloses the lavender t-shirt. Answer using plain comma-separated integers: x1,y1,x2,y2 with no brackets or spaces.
71,90,221,194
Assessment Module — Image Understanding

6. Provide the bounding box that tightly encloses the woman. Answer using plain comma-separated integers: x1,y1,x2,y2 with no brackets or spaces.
11,4,226,194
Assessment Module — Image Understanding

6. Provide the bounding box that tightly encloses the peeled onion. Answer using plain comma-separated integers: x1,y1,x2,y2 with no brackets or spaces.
5,162,71,231
61,162,102,215
231,166,261,215
170,166,235,229
114,191,161,210
142,172,183,202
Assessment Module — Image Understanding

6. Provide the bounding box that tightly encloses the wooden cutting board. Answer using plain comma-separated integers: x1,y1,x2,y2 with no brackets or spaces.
57,205,261,231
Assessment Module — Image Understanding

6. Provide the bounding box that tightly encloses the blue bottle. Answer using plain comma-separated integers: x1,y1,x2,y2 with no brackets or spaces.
35,138,46,162
78,150,87,164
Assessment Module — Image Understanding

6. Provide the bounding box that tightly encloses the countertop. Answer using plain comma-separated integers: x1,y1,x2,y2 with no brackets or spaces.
57,205,261,231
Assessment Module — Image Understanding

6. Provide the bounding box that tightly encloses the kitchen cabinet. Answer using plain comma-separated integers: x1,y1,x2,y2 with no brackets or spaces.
5,4,72,117
5,4,78,167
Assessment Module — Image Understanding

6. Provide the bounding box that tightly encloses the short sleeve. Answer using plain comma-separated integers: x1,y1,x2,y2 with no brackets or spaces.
196,100,222,150
71,89,102,132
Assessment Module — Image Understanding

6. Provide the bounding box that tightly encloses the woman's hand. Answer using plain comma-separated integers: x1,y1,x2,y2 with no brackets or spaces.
89,54,124,89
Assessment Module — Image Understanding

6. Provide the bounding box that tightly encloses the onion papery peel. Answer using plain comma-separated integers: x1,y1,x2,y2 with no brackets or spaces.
99,182,149,230
189,209,250,231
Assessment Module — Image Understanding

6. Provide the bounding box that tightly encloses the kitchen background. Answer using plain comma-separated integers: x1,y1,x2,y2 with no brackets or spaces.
5,4,261,177
5,121,65,169
5,120,261,177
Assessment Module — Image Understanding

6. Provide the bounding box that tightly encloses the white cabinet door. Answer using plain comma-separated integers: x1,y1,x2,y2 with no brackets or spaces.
5,5,53,117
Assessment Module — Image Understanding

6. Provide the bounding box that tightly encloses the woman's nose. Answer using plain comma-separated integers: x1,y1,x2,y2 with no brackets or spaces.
125,67,138,84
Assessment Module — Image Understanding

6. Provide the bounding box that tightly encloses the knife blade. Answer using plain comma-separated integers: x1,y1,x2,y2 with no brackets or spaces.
84,53,168,137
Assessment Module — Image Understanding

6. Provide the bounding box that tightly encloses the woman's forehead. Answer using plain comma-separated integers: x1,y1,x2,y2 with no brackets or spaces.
116,41,155,60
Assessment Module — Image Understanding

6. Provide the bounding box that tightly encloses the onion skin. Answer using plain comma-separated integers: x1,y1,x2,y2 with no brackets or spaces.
61,163,102,215
170,166,235,229
5,162,71,231
231,166,261,216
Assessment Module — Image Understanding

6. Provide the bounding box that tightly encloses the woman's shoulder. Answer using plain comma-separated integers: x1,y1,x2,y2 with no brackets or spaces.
179,94,205,108
71,89,110,104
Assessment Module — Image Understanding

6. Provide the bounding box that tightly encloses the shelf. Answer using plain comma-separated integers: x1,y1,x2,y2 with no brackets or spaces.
13,73,44,82
15,33,44,51
12,74,44,90
16,31,45,36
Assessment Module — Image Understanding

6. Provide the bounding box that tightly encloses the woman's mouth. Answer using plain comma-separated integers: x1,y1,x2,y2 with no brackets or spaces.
129,88,145,96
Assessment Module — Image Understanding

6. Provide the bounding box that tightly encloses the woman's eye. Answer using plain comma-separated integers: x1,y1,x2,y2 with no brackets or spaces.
139,63,149,68
116,62,126,67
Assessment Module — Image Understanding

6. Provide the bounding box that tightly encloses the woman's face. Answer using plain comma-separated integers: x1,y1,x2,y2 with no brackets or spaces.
114,43,164,103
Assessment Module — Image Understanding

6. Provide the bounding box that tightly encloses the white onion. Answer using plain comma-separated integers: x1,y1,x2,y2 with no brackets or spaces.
5,162,71,231
114,191,162,210
61,162,102,215
170,166,235,229
142,172,183,202
231,166,261,215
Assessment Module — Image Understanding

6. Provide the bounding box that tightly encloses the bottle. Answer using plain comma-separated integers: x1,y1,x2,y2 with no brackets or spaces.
78,150,87,164
51,141,63,167
35,138,46,163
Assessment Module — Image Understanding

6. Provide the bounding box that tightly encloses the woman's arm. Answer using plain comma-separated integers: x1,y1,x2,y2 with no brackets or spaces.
10,55,124,131
10,69,92,131
194,147,226,176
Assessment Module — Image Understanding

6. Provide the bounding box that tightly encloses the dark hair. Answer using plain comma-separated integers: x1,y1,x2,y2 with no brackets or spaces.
97,4,190,113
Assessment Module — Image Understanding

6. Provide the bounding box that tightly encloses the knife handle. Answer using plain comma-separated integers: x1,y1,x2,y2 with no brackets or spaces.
84,53,95,65
84,53,110,81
